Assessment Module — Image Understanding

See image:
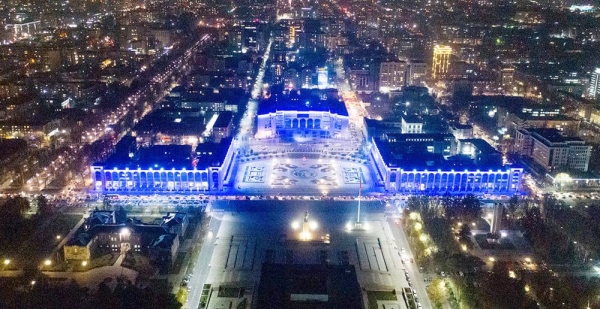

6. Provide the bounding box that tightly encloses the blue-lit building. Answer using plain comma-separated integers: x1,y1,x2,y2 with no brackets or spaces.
370,137,523,194
91,138,236,193
255,88,350,139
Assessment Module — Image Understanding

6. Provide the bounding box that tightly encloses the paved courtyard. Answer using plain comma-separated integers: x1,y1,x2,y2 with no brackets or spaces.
186,200,432,309
232,155,374,195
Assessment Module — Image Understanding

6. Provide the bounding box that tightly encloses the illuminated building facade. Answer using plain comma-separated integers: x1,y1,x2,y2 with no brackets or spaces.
590,68,600,100
515,128,591,172
91,138,236,193
255,88,349,139
379,61,407,92
370,137,523,194
432,45,452,80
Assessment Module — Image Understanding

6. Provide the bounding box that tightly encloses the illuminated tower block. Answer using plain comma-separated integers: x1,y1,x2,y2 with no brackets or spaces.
432,45,452,80
590,68,600,100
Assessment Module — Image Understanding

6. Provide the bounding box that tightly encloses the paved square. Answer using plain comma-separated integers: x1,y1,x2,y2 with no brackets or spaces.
232,156,373,195
189,200,434,309
242,166,266,183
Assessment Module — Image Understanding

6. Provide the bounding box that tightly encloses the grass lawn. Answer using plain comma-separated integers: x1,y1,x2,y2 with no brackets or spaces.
88,252,119,269
19,214,83,263
122,252,154,277
170,251,186,274
367,290,397,309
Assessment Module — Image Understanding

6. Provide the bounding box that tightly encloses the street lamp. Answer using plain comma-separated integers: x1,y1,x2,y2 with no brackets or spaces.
44,259,52,266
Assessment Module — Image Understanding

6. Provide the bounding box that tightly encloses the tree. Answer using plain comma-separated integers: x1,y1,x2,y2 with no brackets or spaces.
0,274,181,309
507,195,519,217
1,196,30,219
36,195,52,217
457,224,471,246
459,194,481,223
479,262,537,309
426,278,446,309
115,206,127,224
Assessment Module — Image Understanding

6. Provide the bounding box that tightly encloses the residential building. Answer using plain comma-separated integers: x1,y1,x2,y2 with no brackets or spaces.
515,128,592,172
589,67,600,100
432,45,452,80
379,61,407,92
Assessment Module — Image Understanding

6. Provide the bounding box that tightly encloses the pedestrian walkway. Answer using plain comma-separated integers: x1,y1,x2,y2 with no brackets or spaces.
113,253,125,267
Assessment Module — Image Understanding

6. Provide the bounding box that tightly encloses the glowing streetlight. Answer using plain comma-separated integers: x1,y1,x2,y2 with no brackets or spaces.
81,261,88,267
44,259,52,266
291,221,300,230
120,228,130,240
3,259,10,266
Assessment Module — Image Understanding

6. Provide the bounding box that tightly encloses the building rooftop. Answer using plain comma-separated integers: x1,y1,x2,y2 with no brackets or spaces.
514,113,577,121
524,128,584,144
213,111,233,128
258,88,348,116
85,210,116,231
150,234,178,249
133,108,208,136
256,264,362,309
385,133,455,143
374,138,505,170
67,223,171,247
97,137,233,170
100,144,194,170
459,139,499,155
451,124,473,130
162,212,187,229
194,137,233,169
402,114,423,123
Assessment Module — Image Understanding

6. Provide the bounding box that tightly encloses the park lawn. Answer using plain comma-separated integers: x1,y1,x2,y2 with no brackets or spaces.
19,213,82,263
122,252,155,277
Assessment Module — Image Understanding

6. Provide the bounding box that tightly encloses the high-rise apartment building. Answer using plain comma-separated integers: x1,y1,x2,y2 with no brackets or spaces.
589,68,600,100
379,61,407,92
432,45,452,80
407,60,427,86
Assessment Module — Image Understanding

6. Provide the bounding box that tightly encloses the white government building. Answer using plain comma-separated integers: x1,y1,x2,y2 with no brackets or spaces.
255,89,350,140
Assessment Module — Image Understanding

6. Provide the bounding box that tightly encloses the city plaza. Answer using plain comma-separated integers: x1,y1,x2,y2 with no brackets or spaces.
91,88,522,197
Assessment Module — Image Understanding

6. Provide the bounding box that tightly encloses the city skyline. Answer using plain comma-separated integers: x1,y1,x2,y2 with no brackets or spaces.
0,0,599,308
